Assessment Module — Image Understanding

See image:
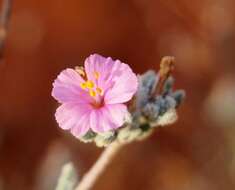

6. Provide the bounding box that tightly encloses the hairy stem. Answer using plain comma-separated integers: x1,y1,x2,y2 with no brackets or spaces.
75,141,124,190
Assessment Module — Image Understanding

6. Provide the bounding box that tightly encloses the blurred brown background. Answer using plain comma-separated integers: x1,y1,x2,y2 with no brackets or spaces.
0,0,235,189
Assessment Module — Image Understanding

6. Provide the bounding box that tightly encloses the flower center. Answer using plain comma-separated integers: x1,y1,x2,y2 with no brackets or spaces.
76,67,104,99
80,80,104,98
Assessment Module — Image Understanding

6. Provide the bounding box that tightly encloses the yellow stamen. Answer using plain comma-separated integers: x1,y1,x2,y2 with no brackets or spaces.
80,82,87,89
96,87,103,95
94,71,100,79
78,72,102,98
86,80,94,89
89,89,96,97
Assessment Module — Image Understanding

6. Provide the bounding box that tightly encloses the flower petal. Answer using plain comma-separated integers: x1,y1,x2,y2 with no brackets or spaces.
70,113,91,137
52,68,91,104
55,103,92,137
85,54,113,89
104,104,128,127
89,104,127,133
104,61,138,104
89,110,105,133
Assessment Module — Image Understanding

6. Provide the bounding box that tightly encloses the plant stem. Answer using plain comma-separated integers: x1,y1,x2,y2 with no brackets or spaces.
75,141,124,190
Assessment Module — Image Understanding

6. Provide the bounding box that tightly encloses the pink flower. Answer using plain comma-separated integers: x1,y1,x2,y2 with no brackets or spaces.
52,54,138,137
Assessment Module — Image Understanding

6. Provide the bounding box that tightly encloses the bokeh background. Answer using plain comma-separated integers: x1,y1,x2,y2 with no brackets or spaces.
0,0,235,189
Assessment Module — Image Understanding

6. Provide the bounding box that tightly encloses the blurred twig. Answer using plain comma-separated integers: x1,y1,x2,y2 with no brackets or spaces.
0,0,12,59
56,162,78,190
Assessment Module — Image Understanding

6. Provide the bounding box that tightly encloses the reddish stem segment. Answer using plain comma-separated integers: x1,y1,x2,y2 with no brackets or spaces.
154,56,175,95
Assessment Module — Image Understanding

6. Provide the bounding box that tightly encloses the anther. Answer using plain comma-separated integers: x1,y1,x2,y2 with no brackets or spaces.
80,82,87,89
86,81,94,89
89,89,96,97
96,87,103,95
